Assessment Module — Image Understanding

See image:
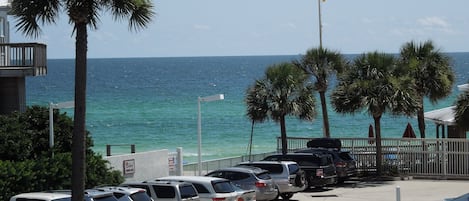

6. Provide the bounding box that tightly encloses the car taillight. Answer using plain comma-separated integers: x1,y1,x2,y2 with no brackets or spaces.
336,161,347,168
237,197,244,201
316,169,324,177
255,181,267,187
212,198,226,201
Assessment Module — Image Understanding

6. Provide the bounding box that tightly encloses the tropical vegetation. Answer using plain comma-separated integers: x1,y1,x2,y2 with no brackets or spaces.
245,62,317,154
330,51,419,175
398,40,455,138
293,47,347,138
10,1,154,200
0,106,123,201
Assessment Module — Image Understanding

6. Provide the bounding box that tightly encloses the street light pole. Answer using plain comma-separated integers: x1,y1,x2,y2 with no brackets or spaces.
49,101,75,153
318,0,323,48
197,94,224,175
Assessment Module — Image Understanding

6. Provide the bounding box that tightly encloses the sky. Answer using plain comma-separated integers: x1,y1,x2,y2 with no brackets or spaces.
6,0,469,59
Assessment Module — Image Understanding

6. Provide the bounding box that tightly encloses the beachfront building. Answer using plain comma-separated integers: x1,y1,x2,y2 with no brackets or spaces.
424,84,469,138
0,0,47,114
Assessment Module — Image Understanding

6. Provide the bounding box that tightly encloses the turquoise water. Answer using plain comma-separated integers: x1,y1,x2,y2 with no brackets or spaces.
26,54,469,162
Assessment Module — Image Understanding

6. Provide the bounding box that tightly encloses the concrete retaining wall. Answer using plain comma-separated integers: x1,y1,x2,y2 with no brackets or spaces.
105,149,169,182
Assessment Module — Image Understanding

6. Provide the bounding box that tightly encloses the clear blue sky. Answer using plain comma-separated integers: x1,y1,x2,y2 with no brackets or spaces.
8,0,469,59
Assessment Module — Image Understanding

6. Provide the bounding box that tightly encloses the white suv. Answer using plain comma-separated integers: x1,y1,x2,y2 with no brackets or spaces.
237,161,307,200
156,176,256,201
121,180,199,201
10,192,71,201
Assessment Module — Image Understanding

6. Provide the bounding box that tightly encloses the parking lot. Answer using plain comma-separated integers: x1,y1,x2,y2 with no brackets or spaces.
291,178,469,201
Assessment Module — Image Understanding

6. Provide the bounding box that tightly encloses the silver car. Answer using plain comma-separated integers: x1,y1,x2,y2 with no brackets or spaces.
206,166,278,201
237,161,307,200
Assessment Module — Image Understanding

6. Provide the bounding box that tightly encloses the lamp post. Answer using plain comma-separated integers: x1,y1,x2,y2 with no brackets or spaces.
197,94,224,175
318,0,324,48
49,101,75,150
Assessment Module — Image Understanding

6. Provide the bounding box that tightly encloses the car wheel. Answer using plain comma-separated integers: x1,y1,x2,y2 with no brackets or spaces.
280,193,294,200
294,170,306,187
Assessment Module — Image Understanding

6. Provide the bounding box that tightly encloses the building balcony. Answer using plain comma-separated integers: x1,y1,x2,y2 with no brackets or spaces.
0,42,47,77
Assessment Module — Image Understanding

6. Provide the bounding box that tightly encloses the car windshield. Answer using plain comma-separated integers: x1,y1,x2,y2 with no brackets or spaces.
212,181,235,193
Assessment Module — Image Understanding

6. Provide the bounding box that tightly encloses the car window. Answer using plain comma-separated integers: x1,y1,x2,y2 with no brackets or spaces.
153,185,176,198
255,172,271,180
206,171,223,178
339,152,354,160
288,164,299,175
192,183,210,193
112,192,126,199
93,195,118,201
179,185,198,199
212,181,235,193
227,171,250,181
253,164,283,174
130,192,152,201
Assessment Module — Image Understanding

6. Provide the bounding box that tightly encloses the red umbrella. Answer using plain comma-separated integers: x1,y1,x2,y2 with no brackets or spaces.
368,124,375,144
402,123,416,138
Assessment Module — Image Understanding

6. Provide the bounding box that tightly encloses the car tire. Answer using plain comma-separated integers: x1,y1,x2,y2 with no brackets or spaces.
280,193,294,200
294,170,306,187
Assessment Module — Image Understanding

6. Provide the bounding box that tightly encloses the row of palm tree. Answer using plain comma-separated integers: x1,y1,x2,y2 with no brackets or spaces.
246,40,458,175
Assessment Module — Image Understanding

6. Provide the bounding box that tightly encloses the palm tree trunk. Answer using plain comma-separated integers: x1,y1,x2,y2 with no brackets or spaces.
319,91,330,138
374,116,383,176
72,22,88,201
280,115,287,155
417,106,426,139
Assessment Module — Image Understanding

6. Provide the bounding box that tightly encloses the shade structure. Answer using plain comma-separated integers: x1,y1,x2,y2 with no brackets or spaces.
424,106,456,126
402,122,416,138
368,124,375,144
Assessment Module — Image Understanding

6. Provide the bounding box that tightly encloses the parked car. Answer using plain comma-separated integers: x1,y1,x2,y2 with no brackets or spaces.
300,138,357,182
206,166,278,201
295,148,357,182
262,153,337,188
156,176,256,201
94,186,154,201
236,161,306,200
120,180,200,201
10,192,71,201
12,190,119,201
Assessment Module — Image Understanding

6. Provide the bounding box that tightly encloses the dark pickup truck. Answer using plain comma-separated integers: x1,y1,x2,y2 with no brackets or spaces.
262,153,337,188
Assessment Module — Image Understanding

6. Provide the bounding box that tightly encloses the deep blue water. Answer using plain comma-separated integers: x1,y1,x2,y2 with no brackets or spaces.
25,53,469,162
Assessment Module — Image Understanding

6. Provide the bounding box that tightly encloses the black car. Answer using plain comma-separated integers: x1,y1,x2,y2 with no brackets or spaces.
299,138,358,182
262,153,337,188
295,148,357,182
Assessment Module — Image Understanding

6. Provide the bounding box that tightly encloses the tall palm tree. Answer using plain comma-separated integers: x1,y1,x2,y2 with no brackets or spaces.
293,47,346,138
398,41,454,138
10,1,154,201
331,51,418,175
455,85,469,130
245,62,317,155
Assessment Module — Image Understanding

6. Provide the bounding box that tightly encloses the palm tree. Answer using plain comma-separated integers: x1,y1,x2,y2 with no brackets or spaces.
245,62,317,155
398,41,454,138
293,47,346,138
10,1,154,200
331,51,418,175
455,85,469,130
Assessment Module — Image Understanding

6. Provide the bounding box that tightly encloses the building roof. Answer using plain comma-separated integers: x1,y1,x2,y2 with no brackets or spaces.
424,106,456,126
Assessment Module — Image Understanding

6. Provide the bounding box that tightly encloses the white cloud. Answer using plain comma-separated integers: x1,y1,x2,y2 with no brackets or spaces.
417,16,449,28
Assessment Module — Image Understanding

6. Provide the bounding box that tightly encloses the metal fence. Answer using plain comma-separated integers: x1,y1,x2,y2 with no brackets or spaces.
180,137,469,179
280,137,469,179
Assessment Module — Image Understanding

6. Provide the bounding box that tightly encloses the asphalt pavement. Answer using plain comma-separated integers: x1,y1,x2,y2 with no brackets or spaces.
291,178,469,201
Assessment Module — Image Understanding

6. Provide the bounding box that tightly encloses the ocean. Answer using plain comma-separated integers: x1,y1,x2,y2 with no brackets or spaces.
25,53,469,162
